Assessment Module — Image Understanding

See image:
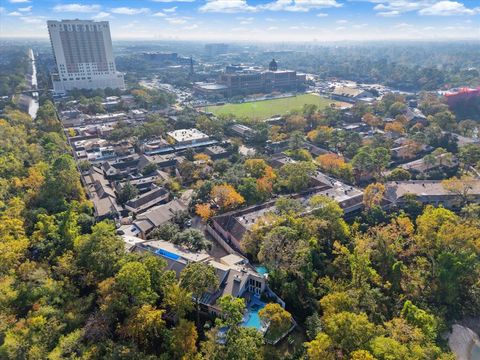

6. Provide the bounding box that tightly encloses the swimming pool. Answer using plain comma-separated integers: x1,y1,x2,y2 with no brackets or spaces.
255,266,268,276
242,297,266,330
155,248,180,260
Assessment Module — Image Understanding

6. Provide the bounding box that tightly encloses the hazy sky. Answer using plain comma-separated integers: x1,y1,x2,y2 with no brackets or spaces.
1,0,480,42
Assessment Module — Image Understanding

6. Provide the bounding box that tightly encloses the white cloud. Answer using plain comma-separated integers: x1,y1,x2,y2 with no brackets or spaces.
183,24,199,30
164,6,177,13
92,12,111,20
8,11,22,16
166,17,189,24
419,1,479,16
267,26,279,30
53,4,101,13
111,7,150,15
336,19,348,23
366,0,479,16
9,0,30,3
152,0,194,2
20,16,44,24
153,12,167,17
317,12,328,16
335,26,346,30
237,16,254,24
199,0,257,13
377,10,400,16
18,5,32,12
122,21,138,29
262,0,342,12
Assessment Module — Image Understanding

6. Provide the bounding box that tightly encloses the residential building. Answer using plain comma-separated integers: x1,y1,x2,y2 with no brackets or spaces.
385,180,480,208
47,19,125,94
122,199,188,238
209,169,363,252
167,128,217,150
126,236,279,319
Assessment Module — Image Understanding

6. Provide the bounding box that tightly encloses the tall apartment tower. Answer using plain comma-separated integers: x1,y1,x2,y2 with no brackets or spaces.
47,19,125,94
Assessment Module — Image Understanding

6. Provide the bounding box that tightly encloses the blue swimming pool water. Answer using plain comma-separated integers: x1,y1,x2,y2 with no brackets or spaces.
242,298,266,330
155,248,180,260
255,266,268,276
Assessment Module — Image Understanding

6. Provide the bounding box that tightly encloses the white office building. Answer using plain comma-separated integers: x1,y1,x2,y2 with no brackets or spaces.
47,20,125,94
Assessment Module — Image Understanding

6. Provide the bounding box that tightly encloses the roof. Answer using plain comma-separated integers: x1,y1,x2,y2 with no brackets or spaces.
125,186,169,213
167,128,210,143
385,180,480,203
332,86,367,98
135,199,187,230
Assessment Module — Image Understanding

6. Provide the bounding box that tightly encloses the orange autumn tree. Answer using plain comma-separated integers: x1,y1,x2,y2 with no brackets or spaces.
244,159,268,178
362,113,383,128
317,154,354,183
256,165,277,195
211,184,245,211
195,203,214,222
317,154,346,173
384,121,405,134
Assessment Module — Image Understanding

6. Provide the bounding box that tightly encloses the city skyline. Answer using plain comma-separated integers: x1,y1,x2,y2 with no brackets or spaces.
1,0,480,42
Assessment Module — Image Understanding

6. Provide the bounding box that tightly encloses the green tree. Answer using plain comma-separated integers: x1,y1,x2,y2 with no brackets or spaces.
74,222,124,283
217,295,246,330
180,262,219,326
115,261,158,305
323,312,379,356
117,182,139,205
163,283,193,322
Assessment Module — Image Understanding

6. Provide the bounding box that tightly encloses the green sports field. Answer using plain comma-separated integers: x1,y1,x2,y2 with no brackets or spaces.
205,94,339,120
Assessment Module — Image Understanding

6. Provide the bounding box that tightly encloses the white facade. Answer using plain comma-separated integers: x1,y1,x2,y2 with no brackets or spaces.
47,20,125,94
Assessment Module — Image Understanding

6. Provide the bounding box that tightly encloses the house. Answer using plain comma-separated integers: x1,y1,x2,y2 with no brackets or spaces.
128,199,188,238
124,186,170,215
82,166,122,220
102,155,141,180
203,145,232,160
141,138,174,155
229,124,256,140
385,180,480,208
400,153,458,175
404,107,428,126
127,236,271,316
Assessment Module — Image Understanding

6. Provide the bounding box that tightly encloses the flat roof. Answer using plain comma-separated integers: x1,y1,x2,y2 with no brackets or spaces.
167,128,209,143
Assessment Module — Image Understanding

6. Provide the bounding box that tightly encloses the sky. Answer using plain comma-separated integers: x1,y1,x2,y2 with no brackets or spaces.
1,0,480,42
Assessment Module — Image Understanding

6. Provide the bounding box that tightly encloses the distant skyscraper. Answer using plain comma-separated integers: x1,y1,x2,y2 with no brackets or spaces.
47,19,125,94
205,43,229,58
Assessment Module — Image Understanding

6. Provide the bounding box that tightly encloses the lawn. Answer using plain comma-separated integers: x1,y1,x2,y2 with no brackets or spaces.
206,94,339,120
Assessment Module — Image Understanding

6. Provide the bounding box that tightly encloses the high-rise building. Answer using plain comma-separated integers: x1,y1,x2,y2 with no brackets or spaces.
47,19,125,94
205,43,229,58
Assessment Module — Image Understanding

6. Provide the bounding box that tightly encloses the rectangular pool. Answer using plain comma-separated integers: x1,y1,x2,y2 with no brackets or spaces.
155,248,180,260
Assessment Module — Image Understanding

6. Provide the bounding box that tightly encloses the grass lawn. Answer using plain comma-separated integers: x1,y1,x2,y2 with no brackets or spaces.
205,94,340,120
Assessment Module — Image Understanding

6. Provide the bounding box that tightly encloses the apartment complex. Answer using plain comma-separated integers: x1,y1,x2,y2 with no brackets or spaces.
47,19,125,94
